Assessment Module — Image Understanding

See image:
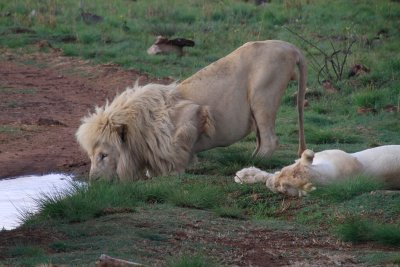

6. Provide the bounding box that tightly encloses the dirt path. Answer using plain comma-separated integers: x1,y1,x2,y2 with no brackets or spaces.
0,49,169,179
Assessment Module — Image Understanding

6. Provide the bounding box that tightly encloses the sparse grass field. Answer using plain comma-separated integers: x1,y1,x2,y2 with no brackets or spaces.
0,0,400,266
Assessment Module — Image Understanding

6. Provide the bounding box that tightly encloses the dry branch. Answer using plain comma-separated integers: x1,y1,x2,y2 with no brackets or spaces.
96,254,148,267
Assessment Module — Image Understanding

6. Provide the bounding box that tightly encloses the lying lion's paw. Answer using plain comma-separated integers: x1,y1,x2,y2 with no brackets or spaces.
234,166,261,184
302,182,316,192
275,181,317,197
234,175,243,184
298,190,307,197
296,183,316,197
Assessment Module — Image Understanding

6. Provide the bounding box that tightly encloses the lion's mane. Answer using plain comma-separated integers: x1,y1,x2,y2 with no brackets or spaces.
76,83,213,181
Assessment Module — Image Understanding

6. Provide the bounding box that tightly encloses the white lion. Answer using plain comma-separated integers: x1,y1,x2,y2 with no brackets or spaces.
235,145,400,196
76,83,214,181
77,40,308,181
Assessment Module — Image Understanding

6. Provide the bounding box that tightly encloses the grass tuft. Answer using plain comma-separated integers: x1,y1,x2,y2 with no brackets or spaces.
170,183,223,209
168,254,216,267
306,127,361,144
214,205,246,220
353,90,385,109
9,245,45,258
310,176,386,203
337,217,400,246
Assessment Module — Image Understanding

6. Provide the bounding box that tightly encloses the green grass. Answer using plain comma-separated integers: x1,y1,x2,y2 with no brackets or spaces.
23,177,276,225
306,126,362,145
309,175,387,203
214,205,246,220
337,217,400,246
353,89,386,109
30,174,386,223
0,87,38,94
0,125,21,134
168,254,216,267
24,180,176,224
169,183,224,209
360,252,400,266
9,245,45,258
135,229,169,242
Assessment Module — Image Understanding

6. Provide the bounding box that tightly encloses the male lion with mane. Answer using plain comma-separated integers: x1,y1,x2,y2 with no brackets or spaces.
77,40,308,181
76,83,214,181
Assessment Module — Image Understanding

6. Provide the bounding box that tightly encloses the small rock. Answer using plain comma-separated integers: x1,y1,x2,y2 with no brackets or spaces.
348,64,370,78
37,118,67,126
322,80,339,94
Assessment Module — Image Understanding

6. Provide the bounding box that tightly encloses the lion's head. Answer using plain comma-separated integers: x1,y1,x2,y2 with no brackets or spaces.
75,87,142,182
272,149,316,196
76,83,213,182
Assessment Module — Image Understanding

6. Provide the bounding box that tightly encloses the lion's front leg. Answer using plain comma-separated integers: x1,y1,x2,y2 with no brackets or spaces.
172,123,199,173
234,166,273,184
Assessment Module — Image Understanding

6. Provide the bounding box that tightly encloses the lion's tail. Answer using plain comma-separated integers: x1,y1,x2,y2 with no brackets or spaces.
296,49,307,157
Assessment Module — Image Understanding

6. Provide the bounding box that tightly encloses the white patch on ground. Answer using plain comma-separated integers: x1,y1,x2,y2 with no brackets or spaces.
0,174,77,230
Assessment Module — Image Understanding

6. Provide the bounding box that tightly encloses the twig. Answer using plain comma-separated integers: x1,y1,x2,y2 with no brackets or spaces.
283,26,328,56
285,26,357,84
96,254,148,267
330,49,342,80
339,39,356,79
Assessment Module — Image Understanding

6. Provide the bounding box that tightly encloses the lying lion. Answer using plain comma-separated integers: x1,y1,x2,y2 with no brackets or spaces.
235,145,400,196
77,40,308,181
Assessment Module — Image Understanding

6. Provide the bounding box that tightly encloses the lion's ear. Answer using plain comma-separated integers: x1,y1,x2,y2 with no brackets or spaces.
300,149,314,165
115,124,128,143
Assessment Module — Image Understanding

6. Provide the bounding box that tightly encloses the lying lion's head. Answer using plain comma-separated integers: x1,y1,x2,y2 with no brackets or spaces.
272,149,316,196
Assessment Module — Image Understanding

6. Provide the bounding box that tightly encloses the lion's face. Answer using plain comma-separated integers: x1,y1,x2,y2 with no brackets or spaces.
89,142,120,182
273,161,316,197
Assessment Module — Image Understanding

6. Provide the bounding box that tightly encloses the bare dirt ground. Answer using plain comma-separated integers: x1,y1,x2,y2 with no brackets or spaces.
0,48,169,179
0,49,397,266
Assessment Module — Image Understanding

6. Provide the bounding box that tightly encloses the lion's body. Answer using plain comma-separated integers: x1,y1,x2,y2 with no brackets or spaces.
282,145,400,189
235,145,400,196
351,146,400,187
77,40,308,181
178,40,307,157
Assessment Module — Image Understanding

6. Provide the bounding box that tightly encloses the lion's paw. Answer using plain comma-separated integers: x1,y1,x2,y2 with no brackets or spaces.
276,181,316,197
234,166,263,184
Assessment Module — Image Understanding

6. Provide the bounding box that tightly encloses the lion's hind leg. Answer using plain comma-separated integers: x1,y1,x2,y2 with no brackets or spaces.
249,78,290,158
